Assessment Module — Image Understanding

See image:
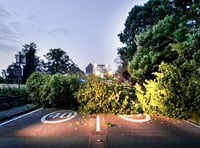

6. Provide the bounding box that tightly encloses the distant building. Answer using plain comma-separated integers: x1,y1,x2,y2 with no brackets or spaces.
85,63,112,77
85,63,94,74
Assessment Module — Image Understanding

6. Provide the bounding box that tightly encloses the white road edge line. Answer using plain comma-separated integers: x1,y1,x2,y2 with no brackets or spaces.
184,120,200,129
0,108,42,126
96,115,100,132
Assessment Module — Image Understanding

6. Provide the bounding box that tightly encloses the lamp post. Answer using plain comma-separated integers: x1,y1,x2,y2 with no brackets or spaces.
15,52,26,89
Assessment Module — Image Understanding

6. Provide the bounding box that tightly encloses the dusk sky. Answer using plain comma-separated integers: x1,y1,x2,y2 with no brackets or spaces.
0,0,148,72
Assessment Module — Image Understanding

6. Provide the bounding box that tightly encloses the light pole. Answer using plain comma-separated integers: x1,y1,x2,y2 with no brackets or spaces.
15,52,26,89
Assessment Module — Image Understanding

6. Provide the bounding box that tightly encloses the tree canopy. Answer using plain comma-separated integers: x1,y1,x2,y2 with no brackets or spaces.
117,0,200,83
43,48,84,75
22,42,39,83
118,0,200,118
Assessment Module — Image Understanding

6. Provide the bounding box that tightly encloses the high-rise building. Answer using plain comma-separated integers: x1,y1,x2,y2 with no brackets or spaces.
85,63,112,77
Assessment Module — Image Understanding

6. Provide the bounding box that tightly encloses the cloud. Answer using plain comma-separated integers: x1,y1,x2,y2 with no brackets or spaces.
0,43,18,52
48,28,69,36
0,7,10,18
0,7,21,51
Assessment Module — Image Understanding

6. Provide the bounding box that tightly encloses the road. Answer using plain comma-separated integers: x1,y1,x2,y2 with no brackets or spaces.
0,108,200,148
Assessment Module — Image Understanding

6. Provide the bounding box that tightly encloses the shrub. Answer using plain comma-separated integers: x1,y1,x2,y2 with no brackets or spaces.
135,62,200,118
26,73,80,108
76,75,140,114
76,76,108,114
26,73,48,103
159,62,200,118
0,86,29,111
135,79,167,115
0,86,27,97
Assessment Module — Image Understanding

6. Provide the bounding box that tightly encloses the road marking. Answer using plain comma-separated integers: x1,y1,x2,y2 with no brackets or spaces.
41,110,77,124
0,108,42,126
96,115,100,132
185,120,200,129
119,114,151,123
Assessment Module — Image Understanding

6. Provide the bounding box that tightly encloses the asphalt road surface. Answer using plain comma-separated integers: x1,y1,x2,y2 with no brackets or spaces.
0,108,200,148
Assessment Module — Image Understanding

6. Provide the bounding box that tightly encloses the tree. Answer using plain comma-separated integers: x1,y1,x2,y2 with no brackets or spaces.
117,0,174,76
44,48,84,75
116,0,199,78
117,0,200,118
21,42,39,83
128,10,200,83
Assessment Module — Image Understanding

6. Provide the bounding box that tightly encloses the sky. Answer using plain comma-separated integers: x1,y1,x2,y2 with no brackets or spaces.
0,0,148,73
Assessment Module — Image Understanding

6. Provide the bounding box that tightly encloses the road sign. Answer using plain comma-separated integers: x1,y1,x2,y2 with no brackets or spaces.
41,110,77,124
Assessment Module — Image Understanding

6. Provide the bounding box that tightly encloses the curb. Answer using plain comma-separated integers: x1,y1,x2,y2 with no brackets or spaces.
185,119,200,129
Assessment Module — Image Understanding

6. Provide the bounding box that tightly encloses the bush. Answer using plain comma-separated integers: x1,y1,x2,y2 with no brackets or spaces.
0,86,27,97
76,76,108,114
0,86,29,111
135,62,200,118
26,73,48,103
135,80,167,115
26,73,80,108
159,62,200,118
76,75,140,114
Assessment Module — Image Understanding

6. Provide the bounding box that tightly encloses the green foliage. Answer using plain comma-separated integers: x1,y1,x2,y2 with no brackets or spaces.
22,42,38,84
128,15,179,83
0,86,28,97
117,0,174,74
160,63,200,118
76,75,140,114
26,73,48,103
44,48,84,75
135,79,167,115
0,86,29,111
26,73,80,108
135,63,200,118
118,0,200,119
76,76,107,114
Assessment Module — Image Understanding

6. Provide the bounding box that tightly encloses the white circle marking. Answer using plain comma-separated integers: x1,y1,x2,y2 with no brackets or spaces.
119,114,151,123
41,110,77,124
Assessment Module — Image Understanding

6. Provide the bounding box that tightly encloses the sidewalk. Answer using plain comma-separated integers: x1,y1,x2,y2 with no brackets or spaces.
0,104,39,122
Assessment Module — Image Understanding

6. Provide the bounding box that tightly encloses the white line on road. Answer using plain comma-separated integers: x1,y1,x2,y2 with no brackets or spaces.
96,115,100,132
184,120,200,129
0,108,42,126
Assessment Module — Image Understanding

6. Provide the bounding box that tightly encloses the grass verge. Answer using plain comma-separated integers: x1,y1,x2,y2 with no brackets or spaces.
188,111,200,126
0,104,39,122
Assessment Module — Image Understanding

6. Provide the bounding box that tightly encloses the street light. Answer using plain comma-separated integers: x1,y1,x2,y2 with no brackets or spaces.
95,70,100,76
15,52,26,89
108,70,113,76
